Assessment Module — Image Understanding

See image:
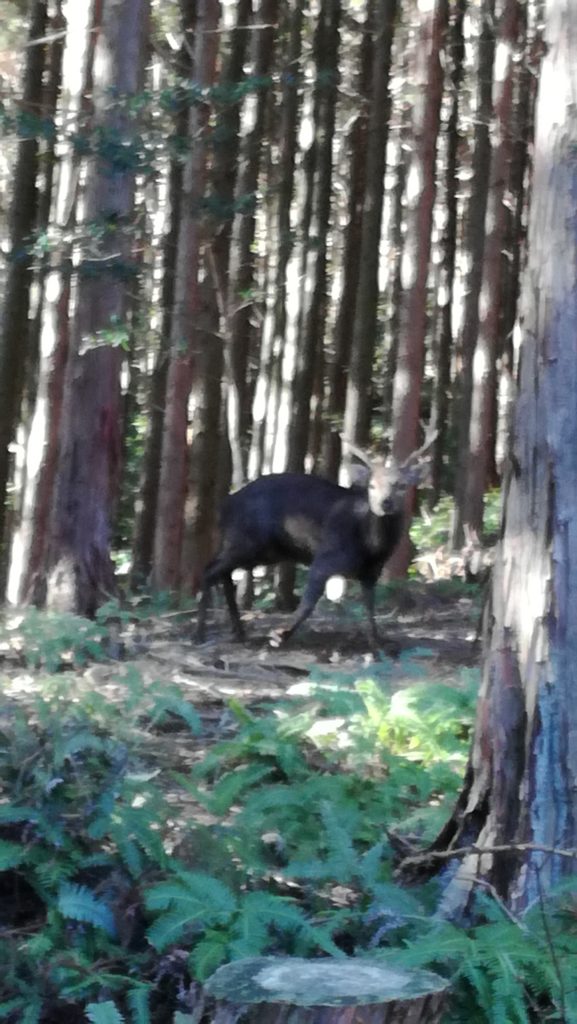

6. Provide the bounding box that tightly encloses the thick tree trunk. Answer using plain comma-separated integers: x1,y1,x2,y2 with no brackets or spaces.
416,0,577,917
388,0,448,575
7,0,97,605
450,0,496,546
46,0,150,615
152,0,220,593
0,0,48,583
461,0,522,537
341,0,397,451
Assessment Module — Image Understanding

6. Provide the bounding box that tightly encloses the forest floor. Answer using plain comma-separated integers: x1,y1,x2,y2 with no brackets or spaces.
1,578,482,742
0,578,484,1021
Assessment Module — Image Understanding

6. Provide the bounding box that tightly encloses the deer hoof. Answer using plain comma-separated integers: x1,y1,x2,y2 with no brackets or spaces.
268,628,290,648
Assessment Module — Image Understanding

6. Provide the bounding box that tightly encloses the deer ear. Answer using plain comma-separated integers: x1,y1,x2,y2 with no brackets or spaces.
348,462,371,487
401,461,431,487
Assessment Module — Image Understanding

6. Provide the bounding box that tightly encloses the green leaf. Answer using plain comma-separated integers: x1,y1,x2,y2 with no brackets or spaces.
85,1003,125,1024
57,882,117,937
127,987,151,1024
189,930,230,981
0,839,27,870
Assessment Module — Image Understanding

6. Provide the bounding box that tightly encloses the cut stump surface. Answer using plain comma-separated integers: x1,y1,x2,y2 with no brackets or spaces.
204,956,449,1023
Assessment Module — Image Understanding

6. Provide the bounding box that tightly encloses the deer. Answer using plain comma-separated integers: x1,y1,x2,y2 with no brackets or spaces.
195,432,436,648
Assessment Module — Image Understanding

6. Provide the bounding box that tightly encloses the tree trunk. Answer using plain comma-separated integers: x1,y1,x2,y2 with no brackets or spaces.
275,0,340,609
209,0,252,498
24,0,66,421
460,0,522,538
249,0,304,478
320,1,373,481
495,12,536,476
226,0,279,490
450,0,496,546
286,0,341,473
46,0,150,615
388,0,448,575
428,0,465,505
7,0,98,606
131,40,194,589
341,0,397,452
152,0,220,593
414,0,577,918
382,119,408,427
0,0,49,584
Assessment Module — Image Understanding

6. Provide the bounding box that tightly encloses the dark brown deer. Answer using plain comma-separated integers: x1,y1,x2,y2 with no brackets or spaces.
196,434,436,647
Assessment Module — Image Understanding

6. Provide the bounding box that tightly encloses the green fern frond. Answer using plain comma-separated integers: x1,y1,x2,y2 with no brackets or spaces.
198,764,277,815
189,930,230,981
148,696,202,734
145,870,236,916
0,839,27,870
85,1002,125,1024
57,882,117,937
20,1002,42,1024
146,909,201,952
126,986,151,1024
0,998,28,1020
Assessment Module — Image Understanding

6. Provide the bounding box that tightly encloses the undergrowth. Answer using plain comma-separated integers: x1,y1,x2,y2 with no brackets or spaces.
0,610,575,1022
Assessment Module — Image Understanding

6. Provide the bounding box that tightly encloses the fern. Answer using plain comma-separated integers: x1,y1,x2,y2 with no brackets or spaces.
148,695,202,734
85,1002,125,1024
189,929,231,980
126,986,151,1024
0,839,27,870
0,998,28,1020
57,882,117,937
145,871,237,951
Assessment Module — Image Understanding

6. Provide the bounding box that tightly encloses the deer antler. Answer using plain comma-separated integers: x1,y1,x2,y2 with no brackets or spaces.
340,435,373,469
400,426,438,470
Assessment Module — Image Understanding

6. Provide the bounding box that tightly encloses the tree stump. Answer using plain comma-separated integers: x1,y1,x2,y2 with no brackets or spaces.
204,956,449,1024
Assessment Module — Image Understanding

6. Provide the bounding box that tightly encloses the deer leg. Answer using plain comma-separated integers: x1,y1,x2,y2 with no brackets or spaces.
360,581,380,649
222,574,246,641
196,584,211,642
196,559,246,643
269,565,329,647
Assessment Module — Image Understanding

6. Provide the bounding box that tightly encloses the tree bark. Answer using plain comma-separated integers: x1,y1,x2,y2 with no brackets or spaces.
416,0,577,917
495,10,536,475
0,0,49,584
152,0,220,593
460,0,522,538
131,39,195,589
341,0,397,452
450,0,496,546
320,1,373,481
7,0,98,605
46,0,150,615
249,0,304,478
428,0,465,505
388,0,448,575
226,0,279,490
286,0,341,473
